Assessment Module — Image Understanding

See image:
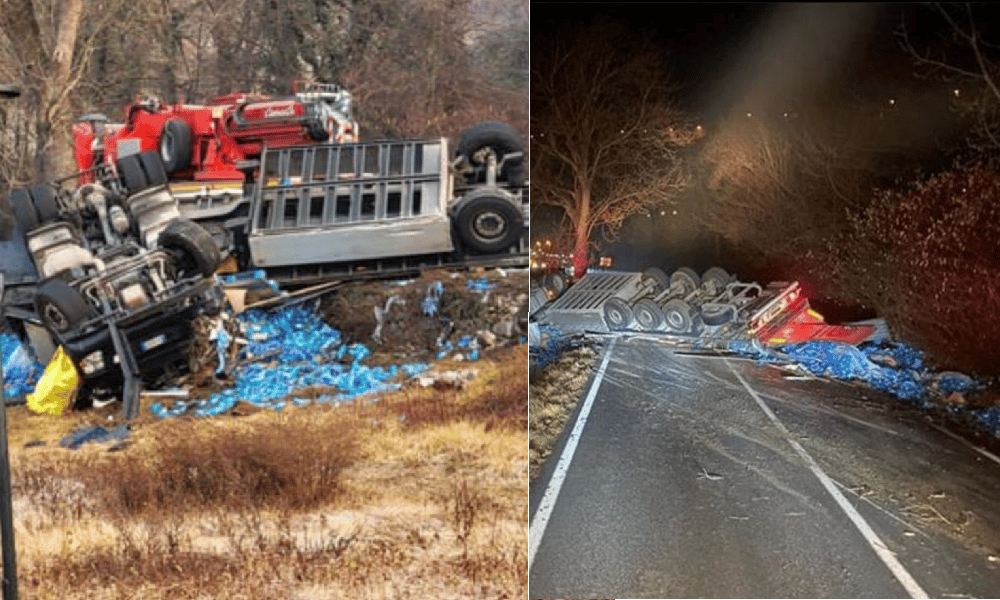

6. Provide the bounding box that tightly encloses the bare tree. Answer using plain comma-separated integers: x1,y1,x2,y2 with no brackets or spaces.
897,2,1000,153
0,0,129,181
531,19,692,278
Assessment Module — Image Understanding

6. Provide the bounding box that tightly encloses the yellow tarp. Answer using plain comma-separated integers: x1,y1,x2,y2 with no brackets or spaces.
26,346,78,416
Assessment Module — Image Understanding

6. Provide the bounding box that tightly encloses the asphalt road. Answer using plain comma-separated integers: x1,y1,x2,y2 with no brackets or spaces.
529,335,1000,599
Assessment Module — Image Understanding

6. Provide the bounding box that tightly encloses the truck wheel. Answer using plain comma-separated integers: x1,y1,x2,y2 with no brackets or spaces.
633,298,665,331
701,303,736,326
701,267,732,295
542,272,568,298
117,154,148,195
159,218,221,278
159,119,192,174
663,298,694,333
641,267,671,294
139,150,169,187
8,189,39,232
36,279,95,334
455,194,524,254
670,267,701,295
456,122,525,186
30,184,61,223
603,297,634,331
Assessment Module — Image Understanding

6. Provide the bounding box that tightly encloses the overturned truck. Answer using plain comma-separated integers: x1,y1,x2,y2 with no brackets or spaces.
2,153,224,418
530,266,876,350
3,114,528,416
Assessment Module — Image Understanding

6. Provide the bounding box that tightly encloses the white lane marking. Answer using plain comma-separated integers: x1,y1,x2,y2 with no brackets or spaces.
929,422,1000,467
529,336,618,570
727,360,930,600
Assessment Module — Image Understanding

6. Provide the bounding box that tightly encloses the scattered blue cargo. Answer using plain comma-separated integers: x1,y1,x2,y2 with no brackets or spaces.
2,333,43,400
779,341,929,403
60,424,130,449
151,304,430,418
529,324,589,371
531,327,998,437
466,278,496,292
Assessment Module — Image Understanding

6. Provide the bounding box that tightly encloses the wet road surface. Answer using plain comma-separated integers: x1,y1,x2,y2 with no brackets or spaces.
529,336,1000,598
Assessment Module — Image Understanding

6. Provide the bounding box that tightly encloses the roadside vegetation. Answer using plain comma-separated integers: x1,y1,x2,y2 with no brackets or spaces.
533,8,1000,381
6,344,528,600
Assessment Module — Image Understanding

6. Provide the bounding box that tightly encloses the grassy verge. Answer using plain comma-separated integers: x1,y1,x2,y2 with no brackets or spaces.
7,345,528,600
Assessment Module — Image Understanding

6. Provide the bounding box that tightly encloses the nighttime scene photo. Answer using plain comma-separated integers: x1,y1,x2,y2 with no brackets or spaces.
528,2,1000,599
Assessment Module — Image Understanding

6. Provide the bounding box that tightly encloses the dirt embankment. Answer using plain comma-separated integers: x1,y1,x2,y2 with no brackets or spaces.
4,268,531,600
528,345,599,480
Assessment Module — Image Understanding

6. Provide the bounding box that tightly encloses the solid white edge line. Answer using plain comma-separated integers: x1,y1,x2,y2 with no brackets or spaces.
929,422,1000,467
529,336,618,570
727,359,930,600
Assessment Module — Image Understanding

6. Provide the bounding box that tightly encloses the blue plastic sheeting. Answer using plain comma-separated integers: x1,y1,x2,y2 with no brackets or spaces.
970,406,1000,438
151,305,430,418
60,424,129,449
529,324,590,370
779,341,929,402
422,281,444,316
2,333,43,399
466,278,496,292
749,340,996,437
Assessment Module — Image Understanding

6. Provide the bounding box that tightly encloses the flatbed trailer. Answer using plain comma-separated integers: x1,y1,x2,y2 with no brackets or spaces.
531,267,875,349
173,128,528,287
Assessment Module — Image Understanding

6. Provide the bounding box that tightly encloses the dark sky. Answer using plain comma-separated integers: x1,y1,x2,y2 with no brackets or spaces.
532,2,932,122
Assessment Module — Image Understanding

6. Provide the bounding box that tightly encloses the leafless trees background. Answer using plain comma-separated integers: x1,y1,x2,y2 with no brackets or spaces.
0,0,527,186
530,19,693,278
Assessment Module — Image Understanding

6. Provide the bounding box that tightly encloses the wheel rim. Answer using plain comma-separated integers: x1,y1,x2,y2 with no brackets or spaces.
664,299,691,332
603,298,633,330
472,210,507,242
670,269,699,295
41,302,70,332
634,299,664,331
641,267,670,294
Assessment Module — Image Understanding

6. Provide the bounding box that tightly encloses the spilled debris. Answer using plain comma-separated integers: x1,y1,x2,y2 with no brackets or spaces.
530,267,999,441
2,332,43,401
5,267,528,420
154,268,527,418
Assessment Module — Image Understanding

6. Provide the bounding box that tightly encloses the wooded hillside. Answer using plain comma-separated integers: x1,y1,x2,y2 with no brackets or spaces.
0,0,528,186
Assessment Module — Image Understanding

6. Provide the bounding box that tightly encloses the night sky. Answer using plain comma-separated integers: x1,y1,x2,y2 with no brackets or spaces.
533,2,927,122
530,3,971,275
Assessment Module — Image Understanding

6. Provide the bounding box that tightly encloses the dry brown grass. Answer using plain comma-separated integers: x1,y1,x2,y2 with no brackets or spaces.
6,345,528,599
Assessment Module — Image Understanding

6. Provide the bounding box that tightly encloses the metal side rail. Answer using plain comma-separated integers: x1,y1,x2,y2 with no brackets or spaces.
247,139,453,268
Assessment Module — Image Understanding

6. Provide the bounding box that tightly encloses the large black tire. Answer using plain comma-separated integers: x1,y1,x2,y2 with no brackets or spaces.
641,267,671,294
663,298,694,333
701,267,732,295
158,218,221,278
116,154,148,196
159,119,192,174
670,267,701,295
29,184,61,223
139,150,169,187
35,279,95,334
633,298,665,331
603,296,634,331
541,272,568,299
454,194,524,254
455,122,526,186
701,303,736,326
8,189,39,233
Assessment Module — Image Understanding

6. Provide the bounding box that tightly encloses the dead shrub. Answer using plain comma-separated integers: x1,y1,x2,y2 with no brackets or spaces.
834,163,1000,374
82,410,359,514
